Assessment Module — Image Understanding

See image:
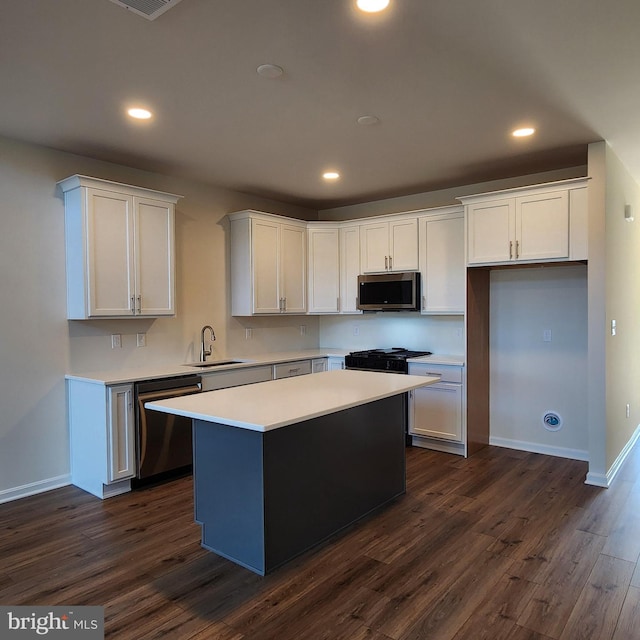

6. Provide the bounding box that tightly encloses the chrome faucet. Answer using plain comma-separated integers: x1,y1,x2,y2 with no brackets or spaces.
200,325,216,361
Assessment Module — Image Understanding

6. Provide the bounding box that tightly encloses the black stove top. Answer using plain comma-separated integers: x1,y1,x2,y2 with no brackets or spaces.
345,347,431,373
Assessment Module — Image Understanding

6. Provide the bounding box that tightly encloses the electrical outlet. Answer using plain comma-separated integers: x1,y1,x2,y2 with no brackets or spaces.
111,334,121,349
136,333,146,347
543,329,552,342
611,319,617,336
300,325,307,336
626,403,631,418
353,326,360,336
245,328,252,340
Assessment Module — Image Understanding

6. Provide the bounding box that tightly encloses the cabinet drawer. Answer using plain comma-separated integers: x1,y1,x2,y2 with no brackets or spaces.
273,360,313,379
201,365,272,391
408,363,463,383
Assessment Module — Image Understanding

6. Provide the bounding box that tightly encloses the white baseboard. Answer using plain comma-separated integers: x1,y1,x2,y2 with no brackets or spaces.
586,424,640,488
489,436,589,462
0,474,71,504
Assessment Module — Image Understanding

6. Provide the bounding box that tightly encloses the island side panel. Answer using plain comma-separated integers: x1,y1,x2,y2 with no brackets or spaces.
193,420,266,574
263,395,406,573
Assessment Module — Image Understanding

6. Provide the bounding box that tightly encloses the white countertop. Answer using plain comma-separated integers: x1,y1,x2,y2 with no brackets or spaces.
145,369,439,432
65,349,350,385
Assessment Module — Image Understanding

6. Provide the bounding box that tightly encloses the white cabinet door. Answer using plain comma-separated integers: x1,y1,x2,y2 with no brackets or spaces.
86,188,135,316
409,383,463,442
516,191,569,261
106,384,135,482
252,218,281,314
327,356,345,370
134,197,175,316
308,227,340,313
467,200,514,265
340,225,361,314
280,223,307,313
421,214,465,314
360,221,389,273
389,218,419,271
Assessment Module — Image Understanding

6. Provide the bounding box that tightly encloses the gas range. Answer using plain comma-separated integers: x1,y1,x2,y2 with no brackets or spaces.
345,347,432,374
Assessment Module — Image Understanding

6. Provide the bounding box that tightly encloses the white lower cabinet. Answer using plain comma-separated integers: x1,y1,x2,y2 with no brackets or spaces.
107,385,136,482
312,358,328,373
68,379,136,499
327,356,345,370
201,365,272,391
273,359,313,379
408,362,466,456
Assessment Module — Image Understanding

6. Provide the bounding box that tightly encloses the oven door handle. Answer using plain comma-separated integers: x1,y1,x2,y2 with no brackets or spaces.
137,384,201,471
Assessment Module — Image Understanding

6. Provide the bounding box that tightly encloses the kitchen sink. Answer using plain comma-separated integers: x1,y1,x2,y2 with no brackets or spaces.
184,360,245,368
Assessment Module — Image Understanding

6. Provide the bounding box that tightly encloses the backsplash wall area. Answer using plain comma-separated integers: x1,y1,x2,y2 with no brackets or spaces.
319,314,465,354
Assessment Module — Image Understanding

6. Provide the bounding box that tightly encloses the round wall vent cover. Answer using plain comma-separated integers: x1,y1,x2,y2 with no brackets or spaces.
542,411,563,431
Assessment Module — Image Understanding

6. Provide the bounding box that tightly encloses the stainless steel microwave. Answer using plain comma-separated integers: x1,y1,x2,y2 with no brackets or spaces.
357,272,421,311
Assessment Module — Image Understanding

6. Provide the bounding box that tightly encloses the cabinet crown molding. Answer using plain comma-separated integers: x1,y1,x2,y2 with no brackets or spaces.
57,174,183,204
457,177,589,205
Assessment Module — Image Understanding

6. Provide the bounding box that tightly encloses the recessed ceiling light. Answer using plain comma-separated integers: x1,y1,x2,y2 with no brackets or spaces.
257,64,284,79
356,0,390,12
357,115,380,126
127,107,153,120
512,127,535,138
323,172,340,180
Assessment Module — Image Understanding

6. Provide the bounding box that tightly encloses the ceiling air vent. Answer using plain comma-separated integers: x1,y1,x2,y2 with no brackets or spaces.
108,0,184,20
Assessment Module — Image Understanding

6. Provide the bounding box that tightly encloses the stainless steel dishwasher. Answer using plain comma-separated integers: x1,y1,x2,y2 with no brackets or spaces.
135,375,202,481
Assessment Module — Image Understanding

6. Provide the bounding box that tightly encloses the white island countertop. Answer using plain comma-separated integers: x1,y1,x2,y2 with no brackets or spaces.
145,369,439,432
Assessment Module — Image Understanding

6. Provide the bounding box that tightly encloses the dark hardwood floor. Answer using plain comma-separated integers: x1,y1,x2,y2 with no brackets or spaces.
2,443,640,640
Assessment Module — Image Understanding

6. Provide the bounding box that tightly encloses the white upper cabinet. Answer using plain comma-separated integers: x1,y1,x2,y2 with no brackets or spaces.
360,217,418,273
419,208,465,314
230,210,307,315
58,175,181,319
339,223,362,314
462,178,588,266
307,225,340,314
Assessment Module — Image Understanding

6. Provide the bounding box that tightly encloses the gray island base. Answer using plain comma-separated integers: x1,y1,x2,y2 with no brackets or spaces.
144,369,438,575
194,395,405,575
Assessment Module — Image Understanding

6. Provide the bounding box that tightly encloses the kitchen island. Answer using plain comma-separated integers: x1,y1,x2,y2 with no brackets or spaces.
146,369,438,575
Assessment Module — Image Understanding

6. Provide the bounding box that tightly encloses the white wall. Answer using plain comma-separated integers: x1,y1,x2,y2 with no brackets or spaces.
319,314,464,355
0,136,319,502
489,266,588,459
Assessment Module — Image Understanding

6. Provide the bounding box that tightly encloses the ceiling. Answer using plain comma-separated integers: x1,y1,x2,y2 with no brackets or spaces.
1,0,638,209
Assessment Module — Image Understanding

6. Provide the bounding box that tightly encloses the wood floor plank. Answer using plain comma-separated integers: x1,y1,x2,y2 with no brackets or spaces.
516,529,606,638
451,573,540,640
612,585,640,640
559,554,635,640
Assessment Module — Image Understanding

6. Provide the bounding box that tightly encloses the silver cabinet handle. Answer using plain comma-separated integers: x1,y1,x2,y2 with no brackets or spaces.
509,241,513,259
389,255,393,270
130,296,135,314
385,255,388,270
515,240,520,259
137,295,141,314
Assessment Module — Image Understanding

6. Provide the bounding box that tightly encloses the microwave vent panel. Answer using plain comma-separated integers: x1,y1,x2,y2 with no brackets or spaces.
108,0,184,20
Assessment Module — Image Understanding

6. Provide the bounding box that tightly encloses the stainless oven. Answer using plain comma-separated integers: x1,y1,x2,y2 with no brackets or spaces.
134,375,202,481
